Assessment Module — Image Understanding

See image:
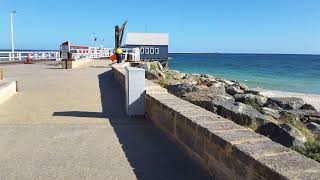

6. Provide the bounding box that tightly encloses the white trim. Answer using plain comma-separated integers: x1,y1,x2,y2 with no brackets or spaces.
126,33,169,46
140,48,144,54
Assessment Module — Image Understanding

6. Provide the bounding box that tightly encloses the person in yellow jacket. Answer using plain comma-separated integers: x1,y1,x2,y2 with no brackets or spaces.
115,48,123,64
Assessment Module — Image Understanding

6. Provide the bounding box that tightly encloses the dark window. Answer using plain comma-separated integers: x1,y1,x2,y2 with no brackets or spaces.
150,48,154,54
140,48,144,54
145,48,149,54
155,48,160,54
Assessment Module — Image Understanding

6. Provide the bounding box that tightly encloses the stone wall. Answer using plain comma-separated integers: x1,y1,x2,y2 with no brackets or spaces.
61,59,92,69
112,64,320,180
0,80,17,105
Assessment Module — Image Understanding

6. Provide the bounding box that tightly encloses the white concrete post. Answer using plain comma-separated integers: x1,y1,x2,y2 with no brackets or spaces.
125,66,145,116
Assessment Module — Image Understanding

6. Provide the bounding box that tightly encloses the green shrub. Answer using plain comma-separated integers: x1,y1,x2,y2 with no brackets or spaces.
292,141,320,163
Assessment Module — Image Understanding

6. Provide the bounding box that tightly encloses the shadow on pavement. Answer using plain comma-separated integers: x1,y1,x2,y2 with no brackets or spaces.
53,70,212,180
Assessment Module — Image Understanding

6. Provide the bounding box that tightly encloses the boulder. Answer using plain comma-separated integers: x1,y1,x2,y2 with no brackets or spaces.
226,85,244,96
300,104,317,111
262,107,281,119
264,99,283,110
208,100,266,126
306,122,320,131
167,83,198,96
145,70,160,80
281,124,307,146
257,122,306,148
234,93,268,107
306,122,320,140
244,89,261,95
155,61,164,71
234,82,249,90
216,78,235,86
136,63,148,70
281,110,320,123
267,97,305,110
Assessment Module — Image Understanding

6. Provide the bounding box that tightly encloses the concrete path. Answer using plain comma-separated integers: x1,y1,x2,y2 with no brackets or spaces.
0,60,210,180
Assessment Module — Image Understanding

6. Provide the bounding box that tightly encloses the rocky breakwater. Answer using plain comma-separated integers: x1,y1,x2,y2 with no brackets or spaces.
133,61,320,162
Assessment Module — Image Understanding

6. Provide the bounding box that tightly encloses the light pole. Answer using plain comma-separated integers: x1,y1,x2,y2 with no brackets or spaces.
91,33,96,47
10,11,16,53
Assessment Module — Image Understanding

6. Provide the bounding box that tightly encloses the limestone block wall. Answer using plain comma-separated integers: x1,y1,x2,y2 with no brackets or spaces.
0,80,17,105
61,59,92,69
112,64,320,180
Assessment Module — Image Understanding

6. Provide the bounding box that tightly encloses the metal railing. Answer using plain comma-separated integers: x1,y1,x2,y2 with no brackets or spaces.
0,51,60,62
0,48,140,62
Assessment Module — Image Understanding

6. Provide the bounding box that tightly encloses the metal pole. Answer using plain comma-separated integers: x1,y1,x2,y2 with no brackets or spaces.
10,11,16,53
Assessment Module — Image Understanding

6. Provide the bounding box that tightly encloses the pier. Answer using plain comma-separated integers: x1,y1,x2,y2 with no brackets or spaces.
0,60,210,180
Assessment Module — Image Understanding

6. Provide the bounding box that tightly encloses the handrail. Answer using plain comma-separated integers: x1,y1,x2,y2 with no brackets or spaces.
0,48,141,62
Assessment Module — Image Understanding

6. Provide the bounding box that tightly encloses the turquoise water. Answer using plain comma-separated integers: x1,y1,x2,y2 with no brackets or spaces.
169,53,320,95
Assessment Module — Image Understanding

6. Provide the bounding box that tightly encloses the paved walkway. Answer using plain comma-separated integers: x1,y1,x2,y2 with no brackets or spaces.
0,60,210,180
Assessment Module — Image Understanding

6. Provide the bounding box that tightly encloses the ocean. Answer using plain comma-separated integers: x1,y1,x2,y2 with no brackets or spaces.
169,53,320,95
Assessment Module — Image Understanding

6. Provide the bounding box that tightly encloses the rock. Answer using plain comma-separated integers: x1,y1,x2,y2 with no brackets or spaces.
216,78,235,86
281,110,320,123
262,107,281,119
268,97,305,110
306,122,320,140
145,70,160,80
155,61,164,71
200,77,207,84
167,83,198,96
264,99,283,110
155,69,165,79
235,82,249,90
200,74,210,78
257,122,306,148
234,94,268,107
306,122,320,131
182,74,190,80
281,124,307,146
300,104,317,111
136,63,148,70
226,85,244,96
208,100,266,126
244,89,261,95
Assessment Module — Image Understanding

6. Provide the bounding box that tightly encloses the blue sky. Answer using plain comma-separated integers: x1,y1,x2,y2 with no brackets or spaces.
0,0,320,54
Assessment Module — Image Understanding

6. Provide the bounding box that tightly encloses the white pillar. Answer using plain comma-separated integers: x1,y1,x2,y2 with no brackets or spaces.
125,67,145,116
10,11,16,53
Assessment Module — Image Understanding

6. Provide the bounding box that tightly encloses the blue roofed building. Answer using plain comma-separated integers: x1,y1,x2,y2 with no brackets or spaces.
125,33,169,61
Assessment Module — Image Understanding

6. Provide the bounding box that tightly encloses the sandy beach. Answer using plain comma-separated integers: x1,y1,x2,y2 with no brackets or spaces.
260,90,320,111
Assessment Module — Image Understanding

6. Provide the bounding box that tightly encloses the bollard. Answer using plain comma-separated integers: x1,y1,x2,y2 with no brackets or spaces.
24,53,33,64
0,69,3,80
15,81,19,92
125,66,145,116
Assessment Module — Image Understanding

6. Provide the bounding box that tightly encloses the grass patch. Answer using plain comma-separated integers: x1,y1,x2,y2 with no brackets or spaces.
245,99,263,112
279,112,315,142
150,63,157,71
247,122,259,131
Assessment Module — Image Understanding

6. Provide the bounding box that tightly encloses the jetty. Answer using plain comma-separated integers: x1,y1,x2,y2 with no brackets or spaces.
0,58,320,179
0,60,210,180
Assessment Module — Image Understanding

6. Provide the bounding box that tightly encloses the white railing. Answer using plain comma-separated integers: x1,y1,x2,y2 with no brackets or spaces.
0,48,140,62
0,51,60,62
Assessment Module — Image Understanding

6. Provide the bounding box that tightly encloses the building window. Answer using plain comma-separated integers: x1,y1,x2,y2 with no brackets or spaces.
155,48,160,54
145,48,149,54
140,48,144,54
150,48,154,54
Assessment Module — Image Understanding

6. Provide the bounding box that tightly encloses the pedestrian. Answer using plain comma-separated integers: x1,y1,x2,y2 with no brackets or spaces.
115,48,123,64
